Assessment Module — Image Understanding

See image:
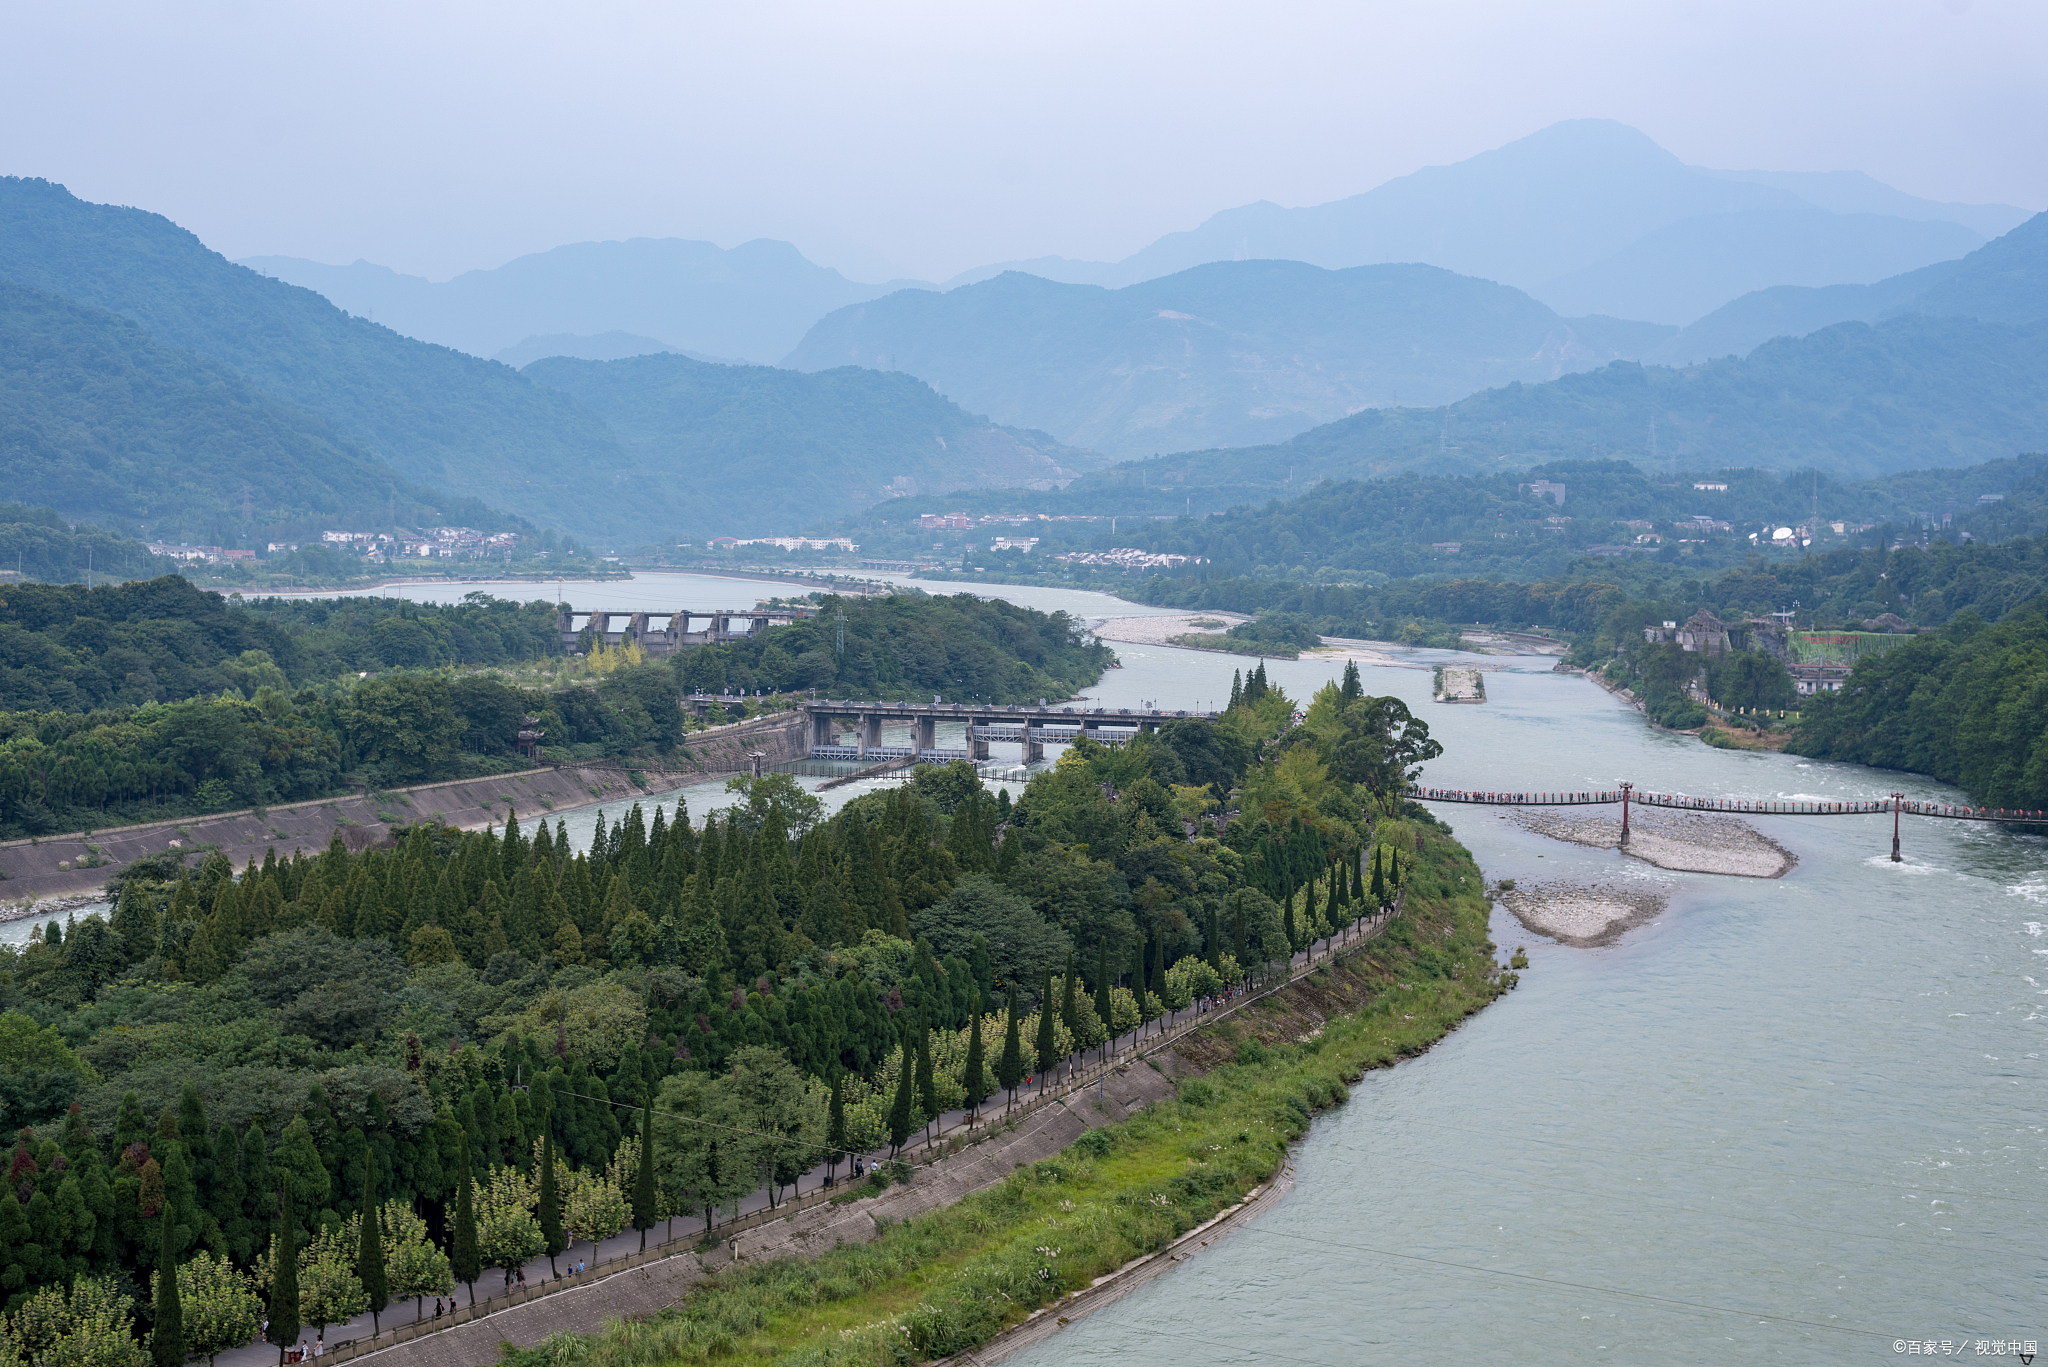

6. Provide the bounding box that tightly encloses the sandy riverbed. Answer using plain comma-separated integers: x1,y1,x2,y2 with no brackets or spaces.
1495,879,1668,947
1089,612,1249,644
1510,806,1797,878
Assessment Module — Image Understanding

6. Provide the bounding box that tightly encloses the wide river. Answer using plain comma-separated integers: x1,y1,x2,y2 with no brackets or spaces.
130,574,2048,1358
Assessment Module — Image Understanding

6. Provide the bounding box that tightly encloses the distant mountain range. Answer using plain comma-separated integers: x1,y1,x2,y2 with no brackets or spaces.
785,260,1677,458
244,238,925,366
491,331,739,370
523,354,1097,531
0,278,500,541
239,120,2026,389
1649,211,2048,364
944,121,2022,324
0,176,638,536
0,178,1080,542
1049,214,2048,498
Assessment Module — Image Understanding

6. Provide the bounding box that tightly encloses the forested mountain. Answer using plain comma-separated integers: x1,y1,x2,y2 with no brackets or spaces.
0,504,161,585
1066,311,2048,498
1531,206,1978,325
0,178,632,536
245,237,920,365
0,281,498,543
946,121,2010,322
1093,457,2045,581
522,354,1099,534
785,261,1675,458
1648,211,2048,364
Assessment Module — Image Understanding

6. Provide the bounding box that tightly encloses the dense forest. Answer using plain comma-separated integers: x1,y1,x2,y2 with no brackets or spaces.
0,661,1435,1360
0,581,1116,837
1130,531,2048,760
1085,456,2048,580
0,177,635,540
0,281,510,547
668,590,1112,702
0,508,160,588
1787,606,2048,807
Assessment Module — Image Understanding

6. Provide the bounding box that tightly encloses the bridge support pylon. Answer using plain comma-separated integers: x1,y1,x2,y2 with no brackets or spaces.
1891,792,1904,862
1619,782,1632,847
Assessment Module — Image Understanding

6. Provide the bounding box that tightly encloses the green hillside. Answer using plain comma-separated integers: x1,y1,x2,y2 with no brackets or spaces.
1902,209,2048,324
1645,210,2045,365
522,353,1099,538
784,260,1674,458
1070,313,2048,497
0,177,633,536
0,503,160,585
1092,456,2045,581
0,279,500,543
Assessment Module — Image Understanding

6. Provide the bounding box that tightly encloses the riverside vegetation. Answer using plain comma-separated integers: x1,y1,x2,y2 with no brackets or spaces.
0,581,1106,839
502,813,1503,1367
0,653,1444,1363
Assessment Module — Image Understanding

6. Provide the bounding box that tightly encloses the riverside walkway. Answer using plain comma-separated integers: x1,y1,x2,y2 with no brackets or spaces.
224,903,1401,1367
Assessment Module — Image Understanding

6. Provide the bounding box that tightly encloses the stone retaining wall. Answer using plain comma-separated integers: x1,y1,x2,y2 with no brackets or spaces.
0,711,809,909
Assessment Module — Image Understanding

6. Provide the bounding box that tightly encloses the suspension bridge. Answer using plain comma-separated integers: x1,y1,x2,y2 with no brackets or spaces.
1405,782,2048,862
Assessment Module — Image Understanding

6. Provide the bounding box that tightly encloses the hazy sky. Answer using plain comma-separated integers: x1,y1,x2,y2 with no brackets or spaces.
6,0,2043,282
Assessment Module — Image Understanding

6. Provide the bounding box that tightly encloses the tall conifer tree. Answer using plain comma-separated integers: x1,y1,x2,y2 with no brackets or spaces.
886,1030,916,1155
962,1003,986,1121
633,1091,656,1251
538,1136,564,1277
1034,971,1056,1090
451,1133,480,1305
357,1153,387,1334
1094,940,1114,1063
996,984,1023,1109
269,1176,299,1365
1059,951,1078,1036
915,1014,938,1142
152,1208,183,1367
825,1076,846,1183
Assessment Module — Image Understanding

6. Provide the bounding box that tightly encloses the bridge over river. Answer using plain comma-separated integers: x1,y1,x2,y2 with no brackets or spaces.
800,700,1215,763
556,606,815,657
1408,781,2048,861
681,696,1217,765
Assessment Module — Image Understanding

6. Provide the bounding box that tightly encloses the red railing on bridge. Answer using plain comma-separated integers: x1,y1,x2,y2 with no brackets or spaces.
1406,785,2048,825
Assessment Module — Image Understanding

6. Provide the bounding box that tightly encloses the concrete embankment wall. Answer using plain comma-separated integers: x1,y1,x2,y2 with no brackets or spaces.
0,710,809,910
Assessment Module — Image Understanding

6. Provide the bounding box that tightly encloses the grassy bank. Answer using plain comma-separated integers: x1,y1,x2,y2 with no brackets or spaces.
503,819,1507,1367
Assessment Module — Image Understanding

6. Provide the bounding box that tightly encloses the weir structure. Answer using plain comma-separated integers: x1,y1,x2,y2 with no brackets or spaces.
728,699,1223,765
1406,783,2047,861
555,606,815,657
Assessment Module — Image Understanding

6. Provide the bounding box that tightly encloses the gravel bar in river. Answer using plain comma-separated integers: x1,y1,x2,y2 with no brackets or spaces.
1509,805,1796,878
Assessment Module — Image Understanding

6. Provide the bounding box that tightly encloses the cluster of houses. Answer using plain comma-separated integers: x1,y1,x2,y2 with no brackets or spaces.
1644,609,1919,696
1054,547,1203,570
145,542,256,565
708,536,860,553
324,527,521,561
147,526,521,568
